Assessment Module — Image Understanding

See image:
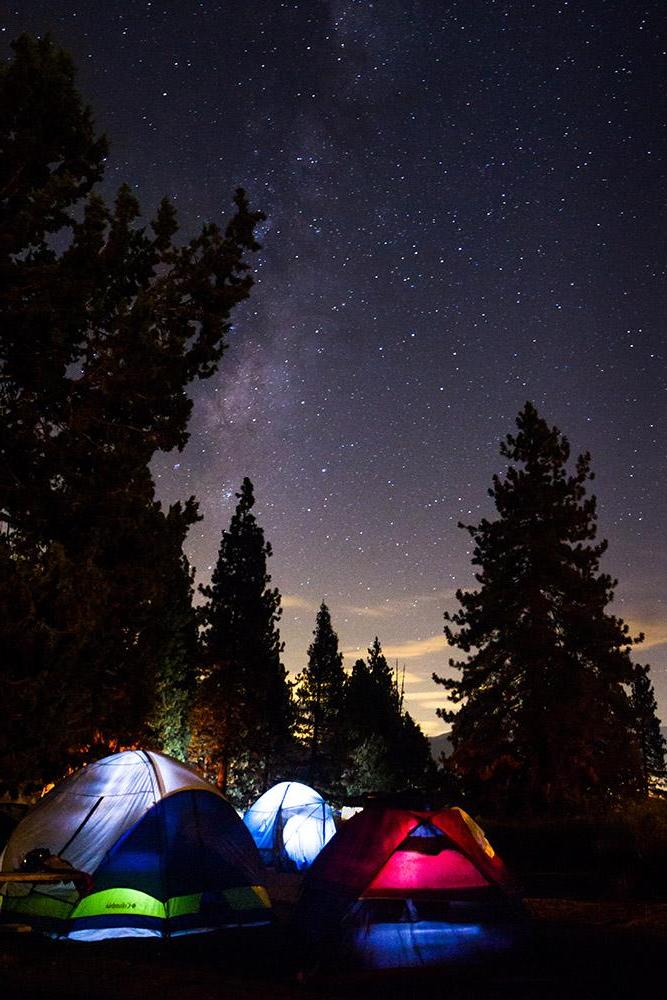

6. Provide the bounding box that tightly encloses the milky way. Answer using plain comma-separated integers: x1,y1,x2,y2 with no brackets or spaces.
8,2,666,733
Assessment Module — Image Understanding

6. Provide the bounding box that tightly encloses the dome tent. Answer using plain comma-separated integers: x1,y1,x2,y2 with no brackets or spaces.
0,750,271,940
294,805,520,969
243,781,335,871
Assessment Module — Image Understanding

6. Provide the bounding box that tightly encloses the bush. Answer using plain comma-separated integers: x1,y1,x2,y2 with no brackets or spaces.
482,799,667,900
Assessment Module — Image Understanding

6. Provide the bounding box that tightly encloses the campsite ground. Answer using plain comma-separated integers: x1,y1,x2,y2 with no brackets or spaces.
1,890,666,999
4,804,667,998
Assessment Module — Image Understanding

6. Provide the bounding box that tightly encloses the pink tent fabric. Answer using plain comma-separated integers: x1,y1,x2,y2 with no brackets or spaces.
295,805,514,944
365,848,489,894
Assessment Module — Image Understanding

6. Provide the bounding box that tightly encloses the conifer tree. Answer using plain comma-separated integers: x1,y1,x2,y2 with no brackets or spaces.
396,709,436,789
296,602,347,791
196,478,293,804
0,36,262,786
344,638,399,738
630,664,665,790
434,402,645,814
344,638,434,794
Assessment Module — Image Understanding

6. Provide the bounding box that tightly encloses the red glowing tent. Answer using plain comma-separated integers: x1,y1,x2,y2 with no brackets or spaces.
294,805,516,947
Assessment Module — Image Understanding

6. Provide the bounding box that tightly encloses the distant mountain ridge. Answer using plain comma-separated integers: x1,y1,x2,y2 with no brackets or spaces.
429,731,453,762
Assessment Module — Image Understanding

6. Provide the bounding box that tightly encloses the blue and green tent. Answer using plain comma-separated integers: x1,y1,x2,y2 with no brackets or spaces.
0,750,271,940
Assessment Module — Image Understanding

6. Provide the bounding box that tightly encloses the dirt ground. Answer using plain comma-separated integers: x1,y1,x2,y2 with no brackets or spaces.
1,896,666,1000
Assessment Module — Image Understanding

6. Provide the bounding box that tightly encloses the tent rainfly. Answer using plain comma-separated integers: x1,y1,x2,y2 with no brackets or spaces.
243,781,335,871
0,750,271,940
294,805,520,968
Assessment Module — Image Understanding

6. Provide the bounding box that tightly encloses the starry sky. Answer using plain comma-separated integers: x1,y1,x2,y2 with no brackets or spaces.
6,2,666,735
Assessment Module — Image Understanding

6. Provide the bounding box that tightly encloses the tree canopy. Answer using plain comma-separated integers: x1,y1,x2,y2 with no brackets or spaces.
194,478,293,804
0,35,262,788
344,638,435,795
630,664,666,790
296,602,347,793
434,402,651,815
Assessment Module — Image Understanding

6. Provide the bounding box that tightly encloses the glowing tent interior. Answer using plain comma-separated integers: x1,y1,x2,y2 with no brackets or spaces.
294,805,521,969
0,750,271,940
243,781,336,871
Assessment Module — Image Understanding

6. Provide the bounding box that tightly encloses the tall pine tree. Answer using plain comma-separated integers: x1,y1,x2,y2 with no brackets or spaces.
434,402,645,815
344,638,434,795
296,602,347,792
195,478,293,804
0,36,262,786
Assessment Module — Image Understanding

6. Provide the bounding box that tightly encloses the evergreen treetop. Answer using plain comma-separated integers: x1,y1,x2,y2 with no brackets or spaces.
344,637,434,794
296,601,347,790
196,478,293,803
434,402,646,814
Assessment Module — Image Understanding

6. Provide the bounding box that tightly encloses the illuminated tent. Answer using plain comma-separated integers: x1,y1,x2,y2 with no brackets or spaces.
243,781,335,871
0,750,271,940
295,805,519,968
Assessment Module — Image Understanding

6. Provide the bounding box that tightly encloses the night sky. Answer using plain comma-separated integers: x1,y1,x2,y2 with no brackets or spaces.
6,2,666,735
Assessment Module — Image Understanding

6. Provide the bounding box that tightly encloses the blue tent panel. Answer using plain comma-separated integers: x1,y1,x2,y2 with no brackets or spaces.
94,789,262,899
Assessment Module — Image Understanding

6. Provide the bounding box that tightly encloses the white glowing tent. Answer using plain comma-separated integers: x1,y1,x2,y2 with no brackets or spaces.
243,781,336,871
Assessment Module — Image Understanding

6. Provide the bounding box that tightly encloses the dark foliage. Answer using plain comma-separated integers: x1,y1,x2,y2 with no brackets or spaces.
630,664,666,789
485,798,667,900
344,637,435,795
194,478,293,805
0,36,262,787
434,402,646,815
295,602,347,794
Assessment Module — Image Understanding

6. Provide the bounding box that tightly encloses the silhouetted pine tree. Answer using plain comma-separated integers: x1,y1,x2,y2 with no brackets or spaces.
396,709,436,789
196,479,293,804
434,402,645,815
0,36,262,786
296,602,347,792
345,638,398,740
344,638,434,794
630,664,665,789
